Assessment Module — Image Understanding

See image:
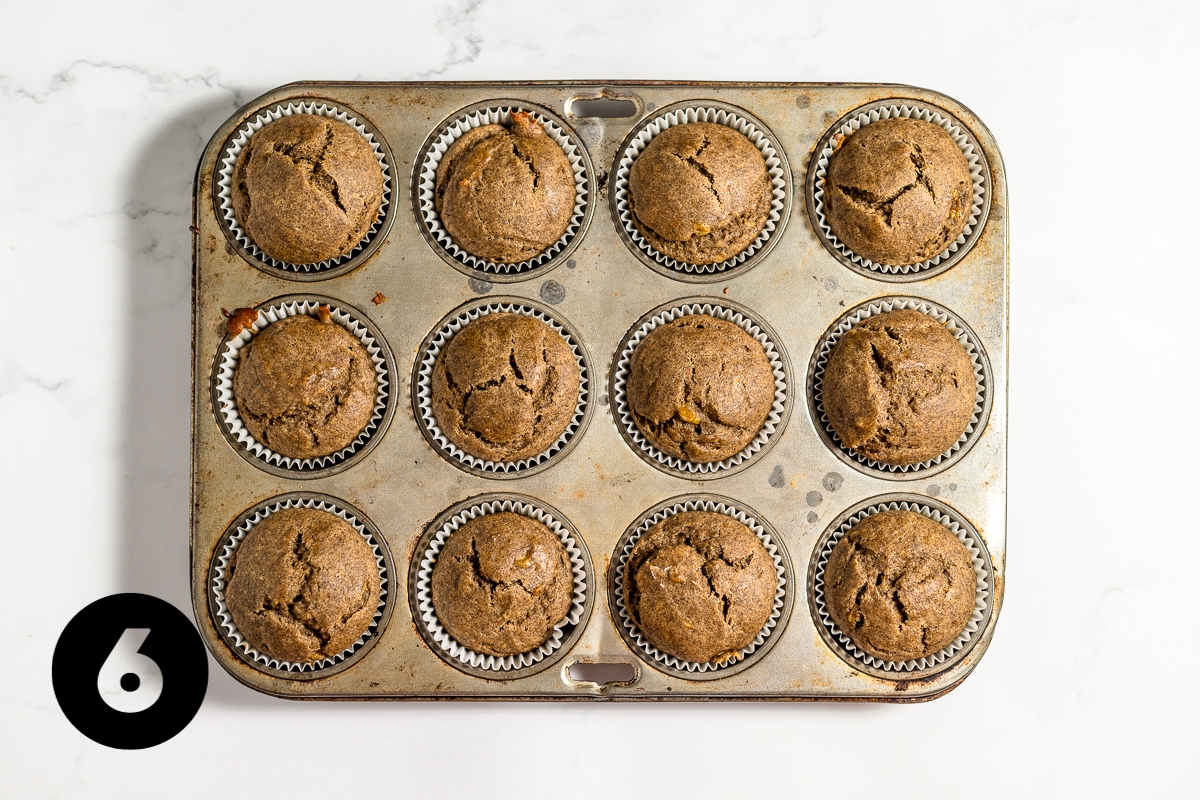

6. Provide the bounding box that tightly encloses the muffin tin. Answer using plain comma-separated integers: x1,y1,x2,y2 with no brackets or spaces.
191,81,1007,701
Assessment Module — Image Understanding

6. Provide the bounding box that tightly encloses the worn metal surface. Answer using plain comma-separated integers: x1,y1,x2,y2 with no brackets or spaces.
191,81,1008,700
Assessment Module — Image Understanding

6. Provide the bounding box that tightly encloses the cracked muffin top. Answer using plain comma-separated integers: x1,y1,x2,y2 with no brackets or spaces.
225,507,380,664
822,309,974,466
232,114,385,265
627,314,775,463
627,122,772,265
624,511,775,664
824,117,972,266
824,509,975,662
434,111,575,264
233,314,377,460
430,312,579,463
431,511,574,657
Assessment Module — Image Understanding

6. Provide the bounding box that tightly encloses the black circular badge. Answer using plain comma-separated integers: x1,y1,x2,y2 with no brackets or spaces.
53,593,208,749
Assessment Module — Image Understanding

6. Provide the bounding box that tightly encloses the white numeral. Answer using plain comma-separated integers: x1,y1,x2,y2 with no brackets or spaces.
97,629,163,713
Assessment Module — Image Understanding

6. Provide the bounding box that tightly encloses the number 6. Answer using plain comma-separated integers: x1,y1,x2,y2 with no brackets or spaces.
96,629,163,713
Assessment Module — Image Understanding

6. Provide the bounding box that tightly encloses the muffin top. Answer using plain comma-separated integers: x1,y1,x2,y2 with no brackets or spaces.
824,117,973,266
233,314,377,460
232,114,384,265
624,511,776,664
430,312,579,463
431,511,574,657
627,315,775,463
627,122,772,265
224,507,380,664
822,309,974,466
824,509,976,662
434,111,575,264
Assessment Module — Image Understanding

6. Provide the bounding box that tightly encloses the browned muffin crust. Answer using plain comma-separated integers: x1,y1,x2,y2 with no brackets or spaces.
627,315,775,463
824,509,976,662
232,114,384,265
627,122,772,265
824,117,972,266
430,312,579,463
233,315,377,460
434,111,575,263
431,511,574,656
823,309,974,466
225,507,380,664
624,511,775,664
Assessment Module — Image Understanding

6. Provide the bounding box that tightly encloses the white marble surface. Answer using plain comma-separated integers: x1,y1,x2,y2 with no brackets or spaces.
2,0,1197,796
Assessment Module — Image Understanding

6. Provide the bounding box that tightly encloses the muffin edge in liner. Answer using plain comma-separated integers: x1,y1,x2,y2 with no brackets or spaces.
215,100,393,275
807,296,992,478
808,494,994,680
410,495,592,679
208,493,392,678
413,102,593,279
211,296,393,477
808,100,991,279
610,101,791,279
610,495,793,679
610,299,791,479
412,297,593,478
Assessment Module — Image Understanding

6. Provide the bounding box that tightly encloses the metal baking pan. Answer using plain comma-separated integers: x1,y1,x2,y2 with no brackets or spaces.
191,81,1007,700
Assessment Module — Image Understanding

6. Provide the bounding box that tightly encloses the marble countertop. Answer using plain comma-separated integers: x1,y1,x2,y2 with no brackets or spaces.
2,1,1195,796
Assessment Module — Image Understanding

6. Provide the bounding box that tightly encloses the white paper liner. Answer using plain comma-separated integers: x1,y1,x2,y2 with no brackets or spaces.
614,499,788,674
414,499,589,671
214,300,389,471
414,303,589,474
613,106,787,274
810,298,988,474
416,106,589,274
216,101,392,272
210,496,389,673
612,303,788,474
812,103,987,275
812,500,991,673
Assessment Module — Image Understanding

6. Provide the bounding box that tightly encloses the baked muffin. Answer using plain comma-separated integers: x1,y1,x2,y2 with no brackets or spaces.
434,111,575,263
824,509,976,662
627,122,772,265
624,511,775,664
430,312,579,462
225,507,380,664
824,117,972,266
233,314,377,460
232,114,385,264
431,511,574,656
822,309,974,466
627,315,775,463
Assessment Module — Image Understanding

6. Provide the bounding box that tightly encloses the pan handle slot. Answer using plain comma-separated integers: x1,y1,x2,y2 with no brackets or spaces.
567,95,638,118
566,660,638,685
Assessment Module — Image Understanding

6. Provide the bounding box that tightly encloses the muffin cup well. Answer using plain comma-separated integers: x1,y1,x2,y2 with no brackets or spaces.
609,495,793,680
806,296,992,479
211,295,396,479
808,494,994,680
214,100,395,279
413,101,594,282
412,297,593,479
610,298,791,479
610,101,791,282
409,494,593,680
807,100,991,281
208,493,393,679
